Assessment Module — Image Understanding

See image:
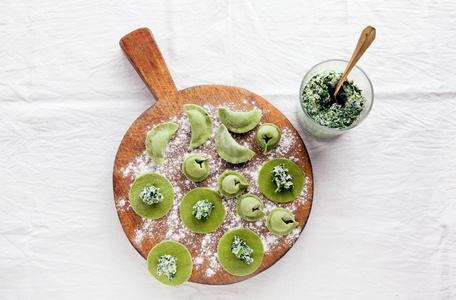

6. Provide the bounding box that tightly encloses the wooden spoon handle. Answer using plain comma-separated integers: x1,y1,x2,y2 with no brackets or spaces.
120,28,178,102
333,26,376,100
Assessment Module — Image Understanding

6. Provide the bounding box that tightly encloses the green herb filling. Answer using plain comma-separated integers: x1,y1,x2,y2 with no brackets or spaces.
157,255,177,282
301,71,366,128
192,199,215,220
230,236,254,265
270,163,293,193
139,185,164,205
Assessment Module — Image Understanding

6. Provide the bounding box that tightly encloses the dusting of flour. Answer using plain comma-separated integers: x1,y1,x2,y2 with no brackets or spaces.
116,103,312,281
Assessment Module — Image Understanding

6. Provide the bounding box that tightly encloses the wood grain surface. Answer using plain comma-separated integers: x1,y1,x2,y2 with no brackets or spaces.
113,28,314,285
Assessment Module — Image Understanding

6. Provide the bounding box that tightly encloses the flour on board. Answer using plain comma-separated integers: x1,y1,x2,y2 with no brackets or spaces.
117,103,311,280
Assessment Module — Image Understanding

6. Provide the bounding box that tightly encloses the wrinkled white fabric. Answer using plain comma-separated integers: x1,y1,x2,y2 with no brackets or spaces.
1,0,455,299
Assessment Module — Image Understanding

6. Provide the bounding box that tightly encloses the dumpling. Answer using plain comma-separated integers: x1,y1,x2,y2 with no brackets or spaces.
217,171,249,198
184,104,212,148
182,154,210,182
145,122,179,165
255,123,281,154
218,107,262,133
215,125,254,164
266,208,299,236
236,194,266,221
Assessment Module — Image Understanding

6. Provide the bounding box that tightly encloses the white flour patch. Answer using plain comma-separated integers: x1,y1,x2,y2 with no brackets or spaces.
118,104,311,281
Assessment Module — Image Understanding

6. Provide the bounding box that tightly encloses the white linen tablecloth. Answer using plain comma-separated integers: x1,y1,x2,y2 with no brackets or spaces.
1,1,455,299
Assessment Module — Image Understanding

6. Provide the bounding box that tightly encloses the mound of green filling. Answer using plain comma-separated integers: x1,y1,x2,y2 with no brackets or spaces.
230,236,254,265
271,163,293,193
139,185,163,205
301,71,365,128
157,255,177,282
192,199,215,220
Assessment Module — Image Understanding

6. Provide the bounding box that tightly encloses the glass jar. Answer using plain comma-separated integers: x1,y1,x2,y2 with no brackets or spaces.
298,59,374,138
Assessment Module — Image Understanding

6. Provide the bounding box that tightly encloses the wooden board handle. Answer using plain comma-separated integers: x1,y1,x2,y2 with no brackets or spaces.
120,28,178,101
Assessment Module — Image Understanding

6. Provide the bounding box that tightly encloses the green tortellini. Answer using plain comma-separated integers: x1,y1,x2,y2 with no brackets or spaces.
147,240,193,286
182,155,210,182
236,194,266,221
184,104,212,148
215,125,255,164
266,208,299,236
217,171,249,198
128,173,174,219
255,123,281,154
179,188,226,234
258,158,305,203
217,228,264,276
146,122,179,165
218,107,262,133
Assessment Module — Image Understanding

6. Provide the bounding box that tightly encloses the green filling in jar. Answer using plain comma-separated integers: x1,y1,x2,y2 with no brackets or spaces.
301,71,366,129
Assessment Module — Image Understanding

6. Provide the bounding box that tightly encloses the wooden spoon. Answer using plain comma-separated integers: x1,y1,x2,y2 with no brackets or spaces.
333,25,376,103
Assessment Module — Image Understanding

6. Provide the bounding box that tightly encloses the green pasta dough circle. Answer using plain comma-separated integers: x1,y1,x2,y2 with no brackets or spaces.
147,241,193,286
179,188,226,234
258,158,305,203
217,228,264,276
217,171,249,198
266,208,299,236
182,154,210,182
129,173,175,219
236,194,266,221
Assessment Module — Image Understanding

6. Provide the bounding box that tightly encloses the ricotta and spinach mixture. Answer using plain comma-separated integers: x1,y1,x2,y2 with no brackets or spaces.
271,163,293,193
192,199,215,220
301,71,366,128
139,185,163,205
230,236,254,265
157,254,178,281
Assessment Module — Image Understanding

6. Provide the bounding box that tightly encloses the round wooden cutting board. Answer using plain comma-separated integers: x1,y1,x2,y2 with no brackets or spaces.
113,28,314,285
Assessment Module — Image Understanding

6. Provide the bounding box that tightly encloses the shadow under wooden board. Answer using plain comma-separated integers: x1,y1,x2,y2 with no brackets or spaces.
113,28,314,285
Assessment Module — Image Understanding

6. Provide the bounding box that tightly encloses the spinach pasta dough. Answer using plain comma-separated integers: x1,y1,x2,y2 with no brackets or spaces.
129,173,174,219
147,241,193,286
266,208,299,236
182,154,210,182
217,228,264,276
217,171,249,198
218,107,262,133
236,194,266,221
215,125,254,164
183,104,213,148
255,123,281,154
179,188,226,234
145,122,178,165
258,158,305,203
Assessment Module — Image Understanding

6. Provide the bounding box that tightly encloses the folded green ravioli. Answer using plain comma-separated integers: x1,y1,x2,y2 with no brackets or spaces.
145,122,178,165
184,104,212,148
218,107,262,133
266,208,299,235
217,171,249,198
215,125,254,164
